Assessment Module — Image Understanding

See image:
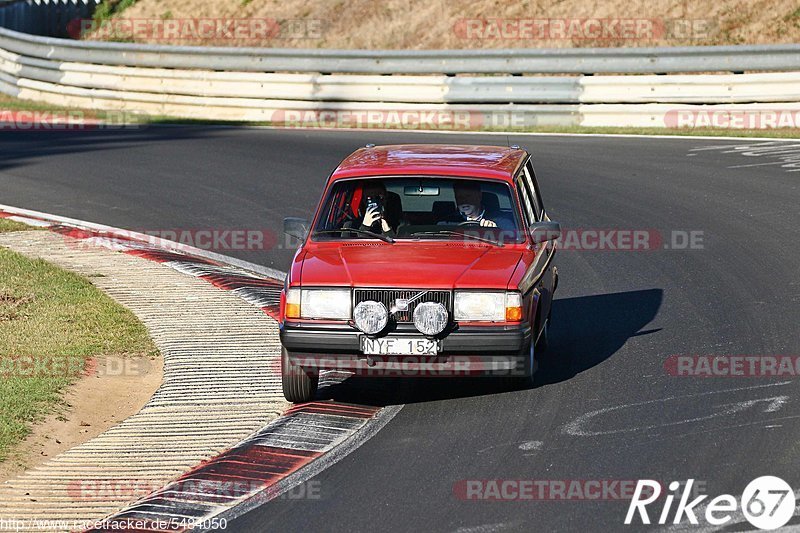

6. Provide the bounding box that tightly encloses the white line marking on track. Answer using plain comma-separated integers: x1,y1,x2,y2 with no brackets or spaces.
563,381,794,438
689,141,800,172
518,440,544,451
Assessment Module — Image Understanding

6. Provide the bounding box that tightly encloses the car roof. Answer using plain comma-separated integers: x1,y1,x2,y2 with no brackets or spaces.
329,144,528,183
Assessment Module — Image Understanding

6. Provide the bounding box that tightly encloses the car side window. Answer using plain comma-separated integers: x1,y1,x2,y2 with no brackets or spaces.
523,162,542,221
516,173,535,227
525,159,544,220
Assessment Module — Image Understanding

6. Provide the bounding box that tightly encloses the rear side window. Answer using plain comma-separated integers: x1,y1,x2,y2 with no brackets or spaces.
524,161,544,220
516,174,536,227
522,163,542,221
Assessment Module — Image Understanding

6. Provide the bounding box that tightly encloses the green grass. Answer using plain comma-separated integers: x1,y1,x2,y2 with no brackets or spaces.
0,93,81,115
93,0,137,26
86,0,139,42
144,114,800,139
0,244,158,461
3,93,799,139
479,125,800,138
0,93,148,124
143,119,800,139
0,219,31,233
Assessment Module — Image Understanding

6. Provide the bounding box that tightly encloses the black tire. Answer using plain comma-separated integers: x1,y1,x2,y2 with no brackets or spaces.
505,340,536,390
281,347,319,403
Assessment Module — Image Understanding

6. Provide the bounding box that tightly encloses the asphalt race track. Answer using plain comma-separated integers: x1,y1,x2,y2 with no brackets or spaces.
2,127,799,531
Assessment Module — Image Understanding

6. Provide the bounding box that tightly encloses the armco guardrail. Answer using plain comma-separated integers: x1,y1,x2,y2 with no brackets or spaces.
1,26,800,74
1,25,800,128
3,51,800,104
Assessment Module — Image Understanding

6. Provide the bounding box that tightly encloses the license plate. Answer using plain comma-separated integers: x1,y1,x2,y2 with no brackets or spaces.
361,336,438,356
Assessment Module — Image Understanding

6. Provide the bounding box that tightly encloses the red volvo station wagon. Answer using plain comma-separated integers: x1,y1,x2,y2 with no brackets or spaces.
279,144,560,402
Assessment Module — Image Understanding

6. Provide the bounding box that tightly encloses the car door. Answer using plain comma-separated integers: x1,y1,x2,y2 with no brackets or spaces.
515,158,557,340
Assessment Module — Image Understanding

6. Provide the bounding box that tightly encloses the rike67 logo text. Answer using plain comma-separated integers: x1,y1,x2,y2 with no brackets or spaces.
625,477,796,530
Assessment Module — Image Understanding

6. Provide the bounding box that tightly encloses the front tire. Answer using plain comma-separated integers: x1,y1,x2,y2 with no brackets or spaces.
281,347,319,403
505,340,536,390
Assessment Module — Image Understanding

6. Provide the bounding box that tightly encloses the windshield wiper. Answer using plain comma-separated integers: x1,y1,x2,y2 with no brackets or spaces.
409,230,503,247
313,228,395,243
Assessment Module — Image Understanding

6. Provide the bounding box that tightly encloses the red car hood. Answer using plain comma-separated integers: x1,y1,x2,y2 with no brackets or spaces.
299,243,522,289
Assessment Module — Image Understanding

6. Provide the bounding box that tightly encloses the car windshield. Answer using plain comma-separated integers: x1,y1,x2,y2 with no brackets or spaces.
312,177,524,244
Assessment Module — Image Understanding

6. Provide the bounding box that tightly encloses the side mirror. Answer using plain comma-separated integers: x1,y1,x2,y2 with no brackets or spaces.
284,217,310,243
530,221,561,244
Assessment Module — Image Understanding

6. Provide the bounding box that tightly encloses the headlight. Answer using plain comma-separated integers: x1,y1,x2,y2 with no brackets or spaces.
454,291,522,322
413,301,448,336
286,288,351,319
354,300,388,334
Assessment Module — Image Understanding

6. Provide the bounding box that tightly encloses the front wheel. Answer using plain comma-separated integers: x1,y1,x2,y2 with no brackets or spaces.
505,341,536,390
281,347,319,403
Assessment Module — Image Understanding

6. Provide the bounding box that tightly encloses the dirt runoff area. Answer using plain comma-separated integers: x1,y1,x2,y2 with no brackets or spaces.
0,224,162,483
0,356,162,483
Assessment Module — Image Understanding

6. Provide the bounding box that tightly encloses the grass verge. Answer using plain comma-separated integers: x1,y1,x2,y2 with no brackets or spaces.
0,230,158,461
0,219,32,233
142,118,800,139
0,93,89,115
479,125,800,139
2,93,800,139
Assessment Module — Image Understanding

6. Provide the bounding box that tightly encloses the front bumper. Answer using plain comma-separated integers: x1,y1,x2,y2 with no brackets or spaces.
280,321,532,374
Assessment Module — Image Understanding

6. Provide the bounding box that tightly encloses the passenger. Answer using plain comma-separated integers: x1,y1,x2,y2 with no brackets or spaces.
353,181,397,236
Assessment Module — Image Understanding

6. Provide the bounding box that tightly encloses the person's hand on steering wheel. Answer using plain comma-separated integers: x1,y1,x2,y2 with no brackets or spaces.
459,218,496,227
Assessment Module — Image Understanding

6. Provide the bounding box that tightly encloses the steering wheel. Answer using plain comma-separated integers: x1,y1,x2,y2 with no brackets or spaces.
458,220,481,227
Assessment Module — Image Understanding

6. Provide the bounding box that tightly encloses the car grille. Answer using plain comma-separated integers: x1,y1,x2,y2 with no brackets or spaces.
353,288,452,323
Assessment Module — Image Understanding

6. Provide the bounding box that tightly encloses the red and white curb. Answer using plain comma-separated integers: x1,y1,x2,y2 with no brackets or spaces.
86,402,395,532
0,205,285,320
0,204,401,532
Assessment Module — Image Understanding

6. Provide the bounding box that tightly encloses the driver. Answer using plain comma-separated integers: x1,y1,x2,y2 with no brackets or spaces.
448,181,513,230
